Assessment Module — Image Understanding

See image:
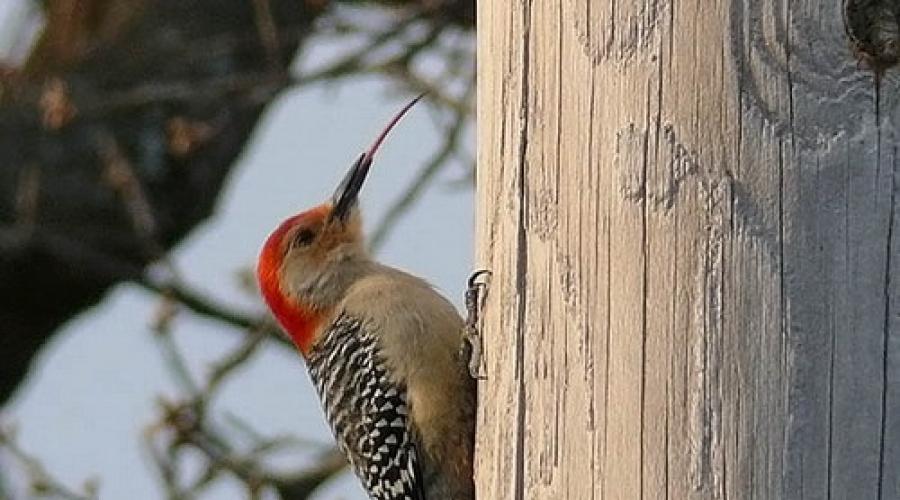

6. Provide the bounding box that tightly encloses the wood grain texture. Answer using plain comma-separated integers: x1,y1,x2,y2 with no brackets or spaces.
475,0,900,498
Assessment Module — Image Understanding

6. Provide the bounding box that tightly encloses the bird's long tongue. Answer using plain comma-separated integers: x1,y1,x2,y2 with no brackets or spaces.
330,94,425,222
363,93,425,161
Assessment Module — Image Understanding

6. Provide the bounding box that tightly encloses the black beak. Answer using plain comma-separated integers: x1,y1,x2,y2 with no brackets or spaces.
329,93,425,223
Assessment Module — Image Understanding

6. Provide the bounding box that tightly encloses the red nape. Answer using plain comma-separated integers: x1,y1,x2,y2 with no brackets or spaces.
257,213,326,355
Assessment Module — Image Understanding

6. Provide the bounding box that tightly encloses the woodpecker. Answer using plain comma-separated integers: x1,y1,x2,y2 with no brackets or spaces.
257,96,476,500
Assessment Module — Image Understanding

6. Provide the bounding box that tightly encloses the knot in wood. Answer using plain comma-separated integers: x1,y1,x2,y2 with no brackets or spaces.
845,0,900,74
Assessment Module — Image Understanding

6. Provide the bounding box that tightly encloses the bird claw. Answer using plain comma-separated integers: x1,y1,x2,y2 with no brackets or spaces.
463,269,491,380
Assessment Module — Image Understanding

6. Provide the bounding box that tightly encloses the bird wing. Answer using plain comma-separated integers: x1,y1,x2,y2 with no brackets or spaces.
307,313,427,500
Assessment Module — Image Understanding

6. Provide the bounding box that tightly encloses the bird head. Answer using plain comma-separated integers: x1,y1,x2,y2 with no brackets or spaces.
257,95,423,354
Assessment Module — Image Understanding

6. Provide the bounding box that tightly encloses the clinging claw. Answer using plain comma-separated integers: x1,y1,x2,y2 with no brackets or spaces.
463,269,492,380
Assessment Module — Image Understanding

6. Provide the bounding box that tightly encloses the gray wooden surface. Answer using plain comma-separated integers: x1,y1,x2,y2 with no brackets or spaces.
474,1,900,498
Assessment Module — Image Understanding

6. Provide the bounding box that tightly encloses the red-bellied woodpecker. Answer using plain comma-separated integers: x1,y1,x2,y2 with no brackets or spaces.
256,96,476,500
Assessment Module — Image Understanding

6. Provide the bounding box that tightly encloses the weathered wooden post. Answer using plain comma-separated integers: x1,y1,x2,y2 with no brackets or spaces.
475,1,900,498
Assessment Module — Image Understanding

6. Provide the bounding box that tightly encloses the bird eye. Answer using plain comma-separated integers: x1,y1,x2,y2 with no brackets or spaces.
293,228,316,247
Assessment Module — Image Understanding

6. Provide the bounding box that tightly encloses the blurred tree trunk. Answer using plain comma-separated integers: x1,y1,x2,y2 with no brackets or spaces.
475,0,900,498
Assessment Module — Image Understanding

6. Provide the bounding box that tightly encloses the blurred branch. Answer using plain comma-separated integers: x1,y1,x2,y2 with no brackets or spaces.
0,424,99,500
0,0,320,407
139,276,288,346
152,307,202,399
273,448,348,500
15,11,446,117
145,314,346,499
369,80,473,250
252,0,283,73
205,326,268,394
2,1,474,498
143,243,341,498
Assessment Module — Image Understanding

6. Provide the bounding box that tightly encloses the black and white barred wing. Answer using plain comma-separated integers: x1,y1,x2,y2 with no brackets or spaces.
307,314,426,500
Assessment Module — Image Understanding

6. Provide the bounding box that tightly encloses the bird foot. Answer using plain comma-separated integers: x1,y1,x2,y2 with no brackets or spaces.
463,269,491,380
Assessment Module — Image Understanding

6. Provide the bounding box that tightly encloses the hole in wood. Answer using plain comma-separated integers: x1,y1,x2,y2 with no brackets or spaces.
844,0,900,75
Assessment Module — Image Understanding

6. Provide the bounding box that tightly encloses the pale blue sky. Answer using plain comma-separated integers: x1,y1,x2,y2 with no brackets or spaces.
0,5,474,497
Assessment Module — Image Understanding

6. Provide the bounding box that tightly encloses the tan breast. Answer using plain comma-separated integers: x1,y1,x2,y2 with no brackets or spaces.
341,267,476,492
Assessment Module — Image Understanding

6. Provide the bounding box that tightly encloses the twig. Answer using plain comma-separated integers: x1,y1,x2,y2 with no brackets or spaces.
0,425,99,500
96,132,164,260
252,0,282,73
143,427,183,500
153,327,202,398
139,276,287,345
62,12,435,117
204,326,268,394
272,448,348,500
222,412,328,454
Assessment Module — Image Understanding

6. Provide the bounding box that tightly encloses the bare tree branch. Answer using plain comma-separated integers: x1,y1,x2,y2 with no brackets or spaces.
0,424,99,500
370,82,473,250
1,2,474,498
